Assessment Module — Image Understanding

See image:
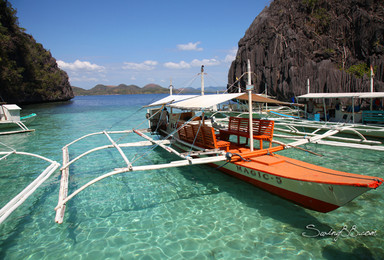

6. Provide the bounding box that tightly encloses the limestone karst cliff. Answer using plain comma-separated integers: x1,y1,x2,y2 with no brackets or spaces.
228,0,384,101
0,1,73,104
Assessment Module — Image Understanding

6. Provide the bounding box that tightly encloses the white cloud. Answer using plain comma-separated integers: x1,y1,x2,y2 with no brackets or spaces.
163,58,222,69
191,58,220,67
224,47,238,63
164,61,191,69
57,59,105,71
122,60,158,70
68,75,102,84
177,41,203,51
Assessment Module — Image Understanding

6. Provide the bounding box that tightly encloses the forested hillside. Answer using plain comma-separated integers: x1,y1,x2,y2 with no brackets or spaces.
0,1,73,104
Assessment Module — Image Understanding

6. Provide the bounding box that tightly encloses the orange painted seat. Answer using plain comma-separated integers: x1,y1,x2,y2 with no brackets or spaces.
219,117,274,149
177,122,230,151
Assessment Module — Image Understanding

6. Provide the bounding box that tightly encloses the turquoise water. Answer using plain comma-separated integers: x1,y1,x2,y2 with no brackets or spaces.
0,94,383,259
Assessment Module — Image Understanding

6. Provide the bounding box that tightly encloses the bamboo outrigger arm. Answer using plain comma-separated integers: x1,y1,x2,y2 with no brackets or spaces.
0,151,60,224
55,128,169,223
63,129,136,148
274,127,381,145
55,124,231,223
60,140,172,171
54,155,227,213
338,126,368,141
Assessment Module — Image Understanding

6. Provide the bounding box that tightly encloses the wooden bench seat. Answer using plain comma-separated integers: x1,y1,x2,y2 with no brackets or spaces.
177,123,230,151
219,117,274,149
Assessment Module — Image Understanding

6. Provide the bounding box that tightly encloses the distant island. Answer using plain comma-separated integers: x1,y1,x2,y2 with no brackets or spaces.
72,84,226,96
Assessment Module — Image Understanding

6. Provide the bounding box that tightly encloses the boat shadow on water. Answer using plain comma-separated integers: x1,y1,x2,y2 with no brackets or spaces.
96,147,336,234
177,162,334,233
322,245,375,260
59,144,334,234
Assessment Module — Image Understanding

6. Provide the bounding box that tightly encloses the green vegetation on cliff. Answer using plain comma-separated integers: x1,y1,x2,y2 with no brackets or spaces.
229,0,384,100
0,0,73,104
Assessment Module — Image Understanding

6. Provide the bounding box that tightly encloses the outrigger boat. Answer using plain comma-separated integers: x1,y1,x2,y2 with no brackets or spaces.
275,92,384,140
267,68,384,140
54,62,383,224
0,104,36,135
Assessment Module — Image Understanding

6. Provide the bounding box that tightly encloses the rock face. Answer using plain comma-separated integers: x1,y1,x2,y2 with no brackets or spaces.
228,0,384,101
0,1,73,104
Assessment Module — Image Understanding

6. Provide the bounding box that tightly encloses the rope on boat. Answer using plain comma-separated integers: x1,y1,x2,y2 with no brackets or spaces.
101,94,168,145
216,152,252,169
130,114,203,165
224,72,250,94
111,105,165,145
0,142,16,161
106,105,145,132
187,113,205,156
170,74,200,95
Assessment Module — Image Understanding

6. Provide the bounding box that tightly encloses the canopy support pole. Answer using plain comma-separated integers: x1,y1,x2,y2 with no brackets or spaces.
247,59,254,151
322,98,327,122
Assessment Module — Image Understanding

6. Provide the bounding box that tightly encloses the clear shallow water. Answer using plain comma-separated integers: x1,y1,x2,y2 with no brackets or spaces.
0,94,383,259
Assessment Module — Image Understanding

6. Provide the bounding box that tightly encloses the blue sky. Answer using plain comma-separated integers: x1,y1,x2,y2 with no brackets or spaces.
10,0,270,89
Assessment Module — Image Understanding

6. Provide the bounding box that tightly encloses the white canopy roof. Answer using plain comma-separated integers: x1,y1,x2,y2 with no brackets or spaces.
2,104,21,110
144,94,198,107
298,92,384,99
168,93,244,111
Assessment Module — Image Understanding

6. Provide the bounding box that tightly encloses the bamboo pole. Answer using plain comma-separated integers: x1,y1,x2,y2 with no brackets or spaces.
55,146,69,224
288,129,340,147
0,129,34,135
54,155,227,212
103,131,131,168
133,129,184,157
247,59,254,151
0,161,59,224
0,151,15,161
60,140,172,171
272,140,323,157
63,130,135,149
273,128,381,145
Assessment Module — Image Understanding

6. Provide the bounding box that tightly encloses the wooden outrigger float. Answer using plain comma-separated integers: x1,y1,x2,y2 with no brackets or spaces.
55,62,383,223
54,129,229,223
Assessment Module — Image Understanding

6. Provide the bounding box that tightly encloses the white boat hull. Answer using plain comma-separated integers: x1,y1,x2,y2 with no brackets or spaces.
172,139,381,213
214,161,372,212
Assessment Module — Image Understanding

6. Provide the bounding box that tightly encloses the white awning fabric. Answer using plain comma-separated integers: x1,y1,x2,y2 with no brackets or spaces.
169,93,244,111
144,94,198,107
298,92,384,99
2,104,21,110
